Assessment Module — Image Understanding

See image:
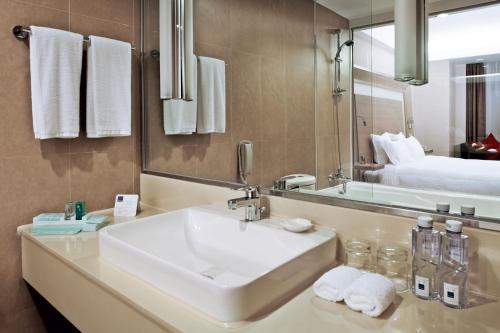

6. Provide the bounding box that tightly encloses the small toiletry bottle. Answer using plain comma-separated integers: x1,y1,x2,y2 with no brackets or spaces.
412,216,440,300
436,220,469,309
75,200,86,220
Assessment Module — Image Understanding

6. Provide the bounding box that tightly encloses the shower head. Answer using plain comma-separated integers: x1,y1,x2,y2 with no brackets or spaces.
334,39,354,62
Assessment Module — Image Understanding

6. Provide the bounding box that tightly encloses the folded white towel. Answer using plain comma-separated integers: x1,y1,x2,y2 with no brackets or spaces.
86,36,131,138
29,26,83,139
343,273,396,317
313,266,362,302
197,56,226,134
163,55,197,135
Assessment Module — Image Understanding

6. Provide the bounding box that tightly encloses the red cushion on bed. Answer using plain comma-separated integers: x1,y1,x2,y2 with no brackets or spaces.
483,133,500,149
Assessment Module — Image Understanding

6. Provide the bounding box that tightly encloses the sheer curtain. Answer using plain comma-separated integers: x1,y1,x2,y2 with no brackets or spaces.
485,61,500,137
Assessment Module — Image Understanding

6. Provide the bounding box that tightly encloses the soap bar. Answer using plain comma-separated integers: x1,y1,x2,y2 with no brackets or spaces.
281,218,313,233
83,214,109,224
33,213,66,223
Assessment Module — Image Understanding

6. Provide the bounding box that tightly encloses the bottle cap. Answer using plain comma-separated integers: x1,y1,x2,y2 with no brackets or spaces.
436,202,450,213
446,220,463,233
417,216,433,228
461,206,475,216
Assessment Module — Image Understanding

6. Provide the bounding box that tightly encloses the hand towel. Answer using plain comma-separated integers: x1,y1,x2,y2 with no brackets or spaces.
197,56,226,134
86,36,131,137
163,55,198,135
313,265,363,302
29,26,83,139
32,225,82,236
343,273,396,317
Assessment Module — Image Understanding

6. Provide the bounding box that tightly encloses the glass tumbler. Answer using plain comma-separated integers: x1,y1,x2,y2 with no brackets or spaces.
64,201,76,220
345,240,372,271
377,245,409,293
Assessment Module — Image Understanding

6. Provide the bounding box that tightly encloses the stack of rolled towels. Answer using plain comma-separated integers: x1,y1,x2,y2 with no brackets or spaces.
313,265,396,318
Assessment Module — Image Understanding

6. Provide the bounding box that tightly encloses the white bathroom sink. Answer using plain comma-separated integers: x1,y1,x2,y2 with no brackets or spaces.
99,206,336,322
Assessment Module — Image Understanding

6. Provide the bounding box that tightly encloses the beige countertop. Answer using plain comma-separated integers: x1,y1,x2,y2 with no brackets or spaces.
18,205,500,333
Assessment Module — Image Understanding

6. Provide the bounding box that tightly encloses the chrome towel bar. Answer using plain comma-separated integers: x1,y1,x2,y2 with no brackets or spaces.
12,25,136,50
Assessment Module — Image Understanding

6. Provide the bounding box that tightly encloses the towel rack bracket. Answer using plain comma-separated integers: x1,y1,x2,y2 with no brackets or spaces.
13,25,29,40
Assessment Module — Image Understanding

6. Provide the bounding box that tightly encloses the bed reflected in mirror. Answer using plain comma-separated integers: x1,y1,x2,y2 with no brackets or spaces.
296,2,500,221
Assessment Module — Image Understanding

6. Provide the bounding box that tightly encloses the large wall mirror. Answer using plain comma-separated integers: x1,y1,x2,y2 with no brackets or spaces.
142,0,500,226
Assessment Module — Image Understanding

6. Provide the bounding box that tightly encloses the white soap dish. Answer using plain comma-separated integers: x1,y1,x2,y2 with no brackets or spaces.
281,218,313,233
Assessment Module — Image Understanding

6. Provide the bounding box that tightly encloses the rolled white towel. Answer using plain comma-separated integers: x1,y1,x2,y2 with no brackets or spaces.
343,273,396,317
313,266,363,302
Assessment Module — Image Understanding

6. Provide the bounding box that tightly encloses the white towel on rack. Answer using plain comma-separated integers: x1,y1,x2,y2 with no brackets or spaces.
343,273,396,317
163,55,197,135
197,56,226,134
29,26,83,139
86,36,131,138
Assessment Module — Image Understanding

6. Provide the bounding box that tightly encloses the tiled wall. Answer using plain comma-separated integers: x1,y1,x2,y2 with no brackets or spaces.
0,0,141,331
145,0,348,187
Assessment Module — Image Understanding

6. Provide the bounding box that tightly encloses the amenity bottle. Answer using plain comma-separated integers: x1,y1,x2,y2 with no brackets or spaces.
412,216,440,300
436,220,469,309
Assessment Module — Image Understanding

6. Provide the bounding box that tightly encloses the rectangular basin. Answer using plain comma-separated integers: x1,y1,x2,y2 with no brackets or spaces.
99,206,336,322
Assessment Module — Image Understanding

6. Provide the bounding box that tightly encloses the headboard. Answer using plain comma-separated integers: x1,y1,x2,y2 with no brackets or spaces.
354,94,407,164
353,67,410,164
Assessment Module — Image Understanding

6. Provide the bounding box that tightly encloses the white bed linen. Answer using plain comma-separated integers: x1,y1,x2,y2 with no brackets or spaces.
379,156,500,196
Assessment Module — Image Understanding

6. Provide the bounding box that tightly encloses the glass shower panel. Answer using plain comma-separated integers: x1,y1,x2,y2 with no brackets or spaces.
313,0,374,203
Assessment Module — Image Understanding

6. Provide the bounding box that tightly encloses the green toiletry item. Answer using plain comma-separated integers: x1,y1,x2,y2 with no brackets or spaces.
75,201,87,220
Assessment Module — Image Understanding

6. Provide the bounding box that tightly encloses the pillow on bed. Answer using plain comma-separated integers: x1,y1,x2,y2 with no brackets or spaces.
371,134,390,164
405,136,425,160
371,132,405,164
384,132,405,141
383,138,414,165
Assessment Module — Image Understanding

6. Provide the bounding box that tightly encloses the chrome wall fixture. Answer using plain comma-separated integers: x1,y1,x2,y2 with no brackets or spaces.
159,0,194,101
12,25,136,50
394,0,428,85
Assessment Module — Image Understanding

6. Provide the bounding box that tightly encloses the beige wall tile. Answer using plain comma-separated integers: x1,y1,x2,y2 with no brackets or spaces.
261,57,286,142
261,140,286,187
285,63,315,143
150,144,197,176
70,152,135,211
0,0,141,329
194,0,230,48
231,50,262,143
230,0,261,53
70,0,134,26
258,0,285,60
285,139,316,176
69,12,133,41
196,142,238,182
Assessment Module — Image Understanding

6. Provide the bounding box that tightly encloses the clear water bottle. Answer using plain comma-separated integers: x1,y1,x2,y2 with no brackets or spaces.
412,216,440,300
436,220,469,308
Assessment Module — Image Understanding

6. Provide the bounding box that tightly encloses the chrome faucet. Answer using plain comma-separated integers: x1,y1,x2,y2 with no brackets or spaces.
228,186,266,222
328,168,351,194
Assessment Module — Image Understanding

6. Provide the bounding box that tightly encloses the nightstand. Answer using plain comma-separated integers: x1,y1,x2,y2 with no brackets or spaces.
353,163,385,171
353,163,384,182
